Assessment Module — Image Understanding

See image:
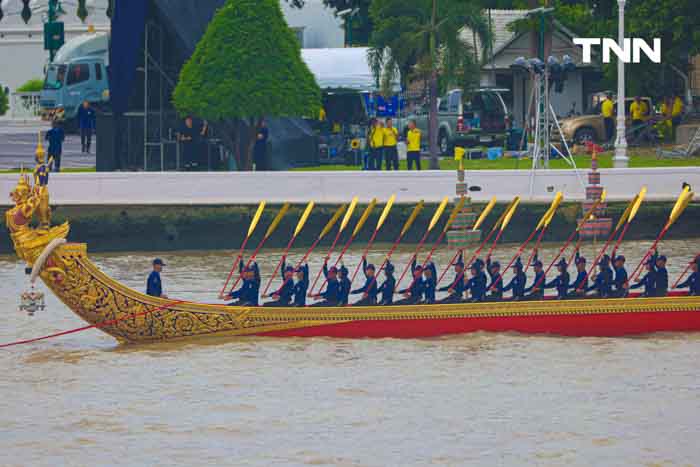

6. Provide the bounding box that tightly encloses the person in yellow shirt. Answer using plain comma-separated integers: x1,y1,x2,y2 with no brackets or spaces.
383,117,399,170
601,92,615,142
659,96,674,141
406,120,422,170
629,96,645,140
672,95,684,126
369,119,385,170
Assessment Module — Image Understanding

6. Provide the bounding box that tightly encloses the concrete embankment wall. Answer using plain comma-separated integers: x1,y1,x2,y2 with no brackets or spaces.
2,202,698,254
1,168,699,205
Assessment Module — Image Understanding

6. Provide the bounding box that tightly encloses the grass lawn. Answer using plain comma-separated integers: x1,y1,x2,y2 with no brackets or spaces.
292,148,700,171
0,167,96,174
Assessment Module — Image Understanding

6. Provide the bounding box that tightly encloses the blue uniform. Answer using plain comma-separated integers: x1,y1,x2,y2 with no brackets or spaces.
78,106,96,129
267,262,294,306
422,263,437,304
316,263,340,304
630,270,656,297
45,127,65,171
229,260,260,306
464,271,487,301
655,266,668,297
398,259,425,304
292,264,309,307
524,270,545,299
503,271,526,299
587,267,613,297
677,271,700,296
486,258,503,299
439,271,465,299
378,263,396,305
612,267,628,295
545,271,570,298
351,259,379,304
338,276,351,305
570,270,588,295
146,271,162,297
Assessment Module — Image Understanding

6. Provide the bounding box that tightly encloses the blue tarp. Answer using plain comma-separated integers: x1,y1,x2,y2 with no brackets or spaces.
108,0,146,114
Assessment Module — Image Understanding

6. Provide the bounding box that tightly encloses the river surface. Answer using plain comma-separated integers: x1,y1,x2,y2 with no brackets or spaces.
1,240,700,466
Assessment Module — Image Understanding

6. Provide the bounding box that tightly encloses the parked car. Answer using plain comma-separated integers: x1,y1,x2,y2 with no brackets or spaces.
557,96,654,144
406,88,509,155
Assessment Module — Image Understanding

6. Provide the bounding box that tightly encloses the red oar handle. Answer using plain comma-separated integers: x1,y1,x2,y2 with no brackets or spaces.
533,229,579,291
489,227,540,291
314,235,357,295
576,223,625,292
219,236,251,298
525,228,547,272
350,229,380,285
296,236,322,270
261,236,297,296
403,230,450,294
308,230,343,296
628,228,668,284
394,230,431,291
228,235,269,295
436,249,463,287
672,259,696,289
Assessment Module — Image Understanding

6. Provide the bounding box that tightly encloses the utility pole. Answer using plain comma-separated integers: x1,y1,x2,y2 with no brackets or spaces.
613,0,629,168
428,0,440,169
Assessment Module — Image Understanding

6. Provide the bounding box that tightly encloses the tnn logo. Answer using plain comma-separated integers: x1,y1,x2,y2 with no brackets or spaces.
574,38,662,64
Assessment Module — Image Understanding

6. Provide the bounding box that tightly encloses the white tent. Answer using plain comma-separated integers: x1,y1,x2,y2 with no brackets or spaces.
301,47,400,93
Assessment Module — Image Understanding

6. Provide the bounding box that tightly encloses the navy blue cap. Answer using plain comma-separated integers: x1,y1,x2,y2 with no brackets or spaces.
385,263,395,273
532,259,543,268
339,266,349,275
285,265,295,273
365,263,375,271
513,257,524,269
153,258,166,266
614,255,625,263
490,261,501,269
575,256,587,265
556,258,568,268
657,255,667,262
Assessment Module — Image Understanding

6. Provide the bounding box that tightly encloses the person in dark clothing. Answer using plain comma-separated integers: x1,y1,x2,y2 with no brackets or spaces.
226,260,261,306
524,259,545,300
292,264,309,307
610,255,629,298
337,265,352,305
264,263,295,306
378,262,396,305
544,258,570,299
422,261,437,304
178,116,208,170
587,255,613,298
630,258,657,297
568,253,588,298
464,261,488,302
654,254,669,297
146,258,167,298
503,257,527,300
45,120,65,172
77,100,96,153
438,252,466,303
254,119,269,171
395,259,425,305
486,256,504,300
311,261,340,307
677,258,700,296
351,259,379,306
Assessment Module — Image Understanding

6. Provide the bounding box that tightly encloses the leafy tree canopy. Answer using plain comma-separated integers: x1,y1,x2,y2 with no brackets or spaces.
0,87,8,117
17,78,44,93
173,0,321,121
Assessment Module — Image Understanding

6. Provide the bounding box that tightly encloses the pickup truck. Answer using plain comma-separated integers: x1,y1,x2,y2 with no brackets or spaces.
405,88,509,155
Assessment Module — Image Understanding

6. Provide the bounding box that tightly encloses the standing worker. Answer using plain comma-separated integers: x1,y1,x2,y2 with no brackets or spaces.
406,120,422,170
369,119,384,170
77,100,96,154
672,94,684,140
146,258,168,298
45,120,65,172
601,93,615,142
383,118,399,171
629,96,645,141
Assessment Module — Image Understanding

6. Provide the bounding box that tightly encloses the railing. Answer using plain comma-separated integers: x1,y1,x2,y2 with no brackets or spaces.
10,92,41,119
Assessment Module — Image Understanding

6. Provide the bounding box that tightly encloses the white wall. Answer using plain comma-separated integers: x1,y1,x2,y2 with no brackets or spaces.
1,168,697,206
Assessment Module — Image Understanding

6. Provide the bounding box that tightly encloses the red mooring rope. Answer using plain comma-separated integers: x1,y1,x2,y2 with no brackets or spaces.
0,300,185,349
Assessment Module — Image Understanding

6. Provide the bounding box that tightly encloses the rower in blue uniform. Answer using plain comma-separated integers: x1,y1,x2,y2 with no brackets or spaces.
396,259,425,305
610,255,628,298
544,258,570,299
338,265,352,305
378,262,396,305
422,261,437,304
225,259,260,306
438,252,465,303
503,257,526,300
486,256,503,301
311,260,340,306
630,256,657,297
568,253,588,298
351,259,379,306
677,257,700,296
464,260,487,302
654,254,669,297
587,254,613,298
264,260,295,306
292,263,309,307
524,258,545,300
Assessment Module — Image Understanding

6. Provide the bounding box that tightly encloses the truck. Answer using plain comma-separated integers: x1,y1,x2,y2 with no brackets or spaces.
40,32,110,127
405,88,510,155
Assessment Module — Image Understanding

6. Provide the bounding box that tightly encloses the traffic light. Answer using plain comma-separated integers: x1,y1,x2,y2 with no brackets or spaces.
44,21,65,51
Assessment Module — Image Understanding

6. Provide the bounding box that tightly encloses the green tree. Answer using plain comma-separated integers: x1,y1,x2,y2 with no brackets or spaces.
368,0,489,168
173,0,321,170
0,86,8,117
17,78,44,93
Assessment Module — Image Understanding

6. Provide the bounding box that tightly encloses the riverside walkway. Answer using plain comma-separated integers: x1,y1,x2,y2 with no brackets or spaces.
1,168,698,205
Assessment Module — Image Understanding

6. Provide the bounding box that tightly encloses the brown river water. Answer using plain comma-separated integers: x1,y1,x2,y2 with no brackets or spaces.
1,240,700,466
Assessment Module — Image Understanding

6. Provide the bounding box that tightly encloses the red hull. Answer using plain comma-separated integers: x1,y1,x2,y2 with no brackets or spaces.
261,310,700,339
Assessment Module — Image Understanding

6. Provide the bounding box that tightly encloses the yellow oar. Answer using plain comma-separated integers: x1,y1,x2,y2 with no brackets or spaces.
629,188,694,284
227,202,291,295
295,203,347,269
473,196,497,231
350,195,396,284
485,197,521,258
415,197,467,273
262,201,315,296
308,197,360,295
332,198,378,268
395,197,450,290
220,201,266,298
